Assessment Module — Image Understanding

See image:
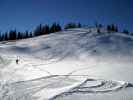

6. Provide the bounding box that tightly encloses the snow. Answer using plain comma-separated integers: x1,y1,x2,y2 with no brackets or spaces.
0,28,133,100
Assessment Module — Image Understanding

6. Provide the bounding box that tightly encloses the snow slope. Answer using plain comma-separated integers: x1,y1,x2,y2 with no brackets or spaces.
0,28,133,100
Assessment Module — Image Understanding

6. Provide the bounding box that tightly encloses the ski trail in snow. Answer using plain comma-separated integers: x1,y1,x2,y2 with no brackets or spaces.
1,75,133,100
51,77,133,100
0,75,86,100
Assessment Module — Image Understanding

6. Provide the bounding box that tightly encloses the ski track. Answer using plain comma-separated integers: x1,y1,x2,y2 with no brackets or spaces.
50,77,133,100
1,74,133,100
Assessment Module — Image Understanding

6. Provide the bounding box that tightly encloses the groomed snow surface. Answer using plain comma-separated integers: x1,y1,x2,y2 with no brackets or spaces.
0,28,133,100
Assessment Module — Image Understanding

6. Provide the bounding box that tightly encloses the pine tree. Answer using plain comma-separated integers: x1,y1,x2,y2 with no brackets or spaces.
77,23,82,28
123,29,129,34
114,25,118,32
42,24,50,34
50,23,61,33
25,30,29,38
56,24,62,32
99,24,103,28
0,32,2,41
107,24,118,32
107,25,111,32
111,24,115,32
34,24,42,36
29,32,33,37
64,23,77,29
50,23,56,33
17,32,22,39
9,30,17,40
4,32,8,40
1,34,4,41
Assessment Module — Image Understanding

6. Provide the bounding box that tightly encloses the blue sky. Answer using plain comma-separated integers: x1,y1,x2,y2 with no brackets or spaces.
0,0,132,32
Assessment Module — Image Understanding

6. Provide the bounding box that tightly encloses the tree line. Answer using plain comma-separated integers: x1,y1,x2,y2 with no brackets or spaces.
96,23,132,35
0,22,132,42
0,22,82,41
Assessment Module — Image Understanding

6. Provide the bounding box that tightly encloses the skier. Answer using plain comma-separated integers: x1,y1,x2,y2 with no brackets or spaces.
16,56,19,64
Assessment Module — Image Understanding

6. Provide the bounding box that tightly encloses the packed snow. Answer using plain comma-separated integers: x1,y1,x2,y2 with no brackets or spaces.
0,28,133,100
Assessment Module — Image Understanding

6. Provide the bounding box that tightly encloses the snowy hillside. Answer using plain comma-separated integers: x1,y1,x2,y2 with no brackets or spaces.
0,28,133,100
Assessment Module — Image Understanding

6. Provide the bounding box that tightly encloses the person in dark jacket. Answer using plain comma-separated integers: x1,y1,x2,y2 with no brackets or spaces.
16,57,19,64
